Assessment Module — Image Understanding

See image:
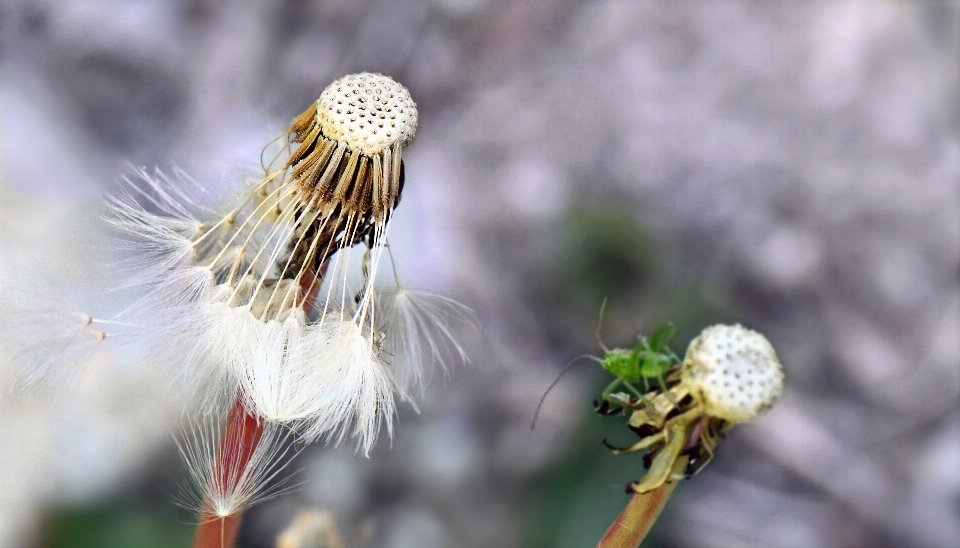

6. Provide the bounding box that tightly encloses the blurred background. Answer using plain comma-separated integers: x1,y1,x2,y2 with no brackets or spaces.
1,2,958,548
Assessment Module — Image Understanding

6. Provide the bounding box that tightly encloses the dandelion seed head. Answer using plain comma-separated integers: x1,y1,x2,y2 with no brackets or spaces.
316,73,417,156
280,73,415,264
681,324,783,423
100,77,461,459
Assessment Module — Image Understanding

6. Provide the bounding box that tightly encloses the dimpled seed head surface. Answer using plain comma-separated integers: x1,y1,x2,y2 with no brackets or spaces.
316,73,418,156
681,324,784,423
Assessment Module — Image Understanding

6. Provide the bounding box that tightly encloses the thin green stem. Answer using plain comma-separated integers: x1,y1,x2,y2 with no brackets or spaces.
600,378,623,401
621,381,645,399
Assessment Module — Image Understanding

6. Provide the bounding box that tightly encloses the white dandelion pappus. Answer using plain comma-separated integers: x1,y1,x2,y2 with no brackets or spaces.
0,266,129,390
374,284,476,396
106,73,458,456
176,416,299,520
105,168,218,309
292,317,398,452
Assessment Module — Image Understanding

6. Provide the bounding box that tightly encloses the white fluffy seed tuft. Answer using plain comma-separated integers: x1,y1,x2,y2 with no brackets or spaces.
296,319,397,456
175,418,298,520
316,73,417,155
233,311,324,425
681,324,784,423
375,286,475,396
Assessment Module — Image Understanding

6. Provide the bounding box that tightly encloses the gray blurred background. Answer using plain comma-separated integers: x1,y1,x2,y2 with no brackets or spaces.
1,2,958,548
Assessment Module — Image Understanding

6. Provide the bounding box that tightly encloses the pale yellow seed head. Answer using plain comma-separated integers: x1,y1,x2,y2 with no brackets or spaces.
681,324,783,423
315,72,417,155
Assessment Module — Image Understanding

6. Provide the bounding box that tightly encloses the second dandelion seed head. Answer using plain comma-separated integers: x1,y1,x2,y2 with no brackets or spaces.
681,324,784,423
591,322,784,494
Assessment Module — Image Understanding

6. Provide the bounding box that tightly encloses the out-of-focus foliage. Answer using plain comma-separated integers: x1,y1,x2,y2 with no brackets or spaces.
38,500,192,548
554,207,658,309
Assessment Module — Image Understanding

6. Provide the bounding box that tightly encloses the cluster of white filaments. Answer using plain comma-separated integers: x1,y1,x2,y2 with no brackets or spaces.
2,272,128,390
104,74,470,517
176,418,297,520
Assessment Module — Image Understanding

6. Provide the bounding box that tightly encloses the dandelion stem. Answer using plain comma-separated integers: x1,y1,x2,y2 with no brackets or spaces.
193,259,325,548
594,456,688,548
192,399,265,548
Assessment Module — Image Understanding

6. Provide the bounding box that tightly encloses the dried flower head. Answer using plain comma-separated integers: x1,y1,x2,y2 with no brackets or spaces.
9,72,471,542
314,73,417,155
284,72,416,237
681,324,784,423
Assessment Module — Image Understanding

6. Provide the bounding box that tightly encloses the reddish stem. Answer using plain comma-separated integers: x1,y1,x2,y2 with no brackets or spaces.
192,399,265,548
594,483,677,548
192,264,324,548
299,267,323,315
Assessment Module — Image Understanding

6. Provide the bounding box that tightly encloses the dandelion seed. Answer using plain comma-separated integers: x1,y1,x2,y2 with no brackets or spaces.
233,312,316,424
1,269,124,390
297,319,397,454
176,412,298,521
105,168,217,308
375,285,475,396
